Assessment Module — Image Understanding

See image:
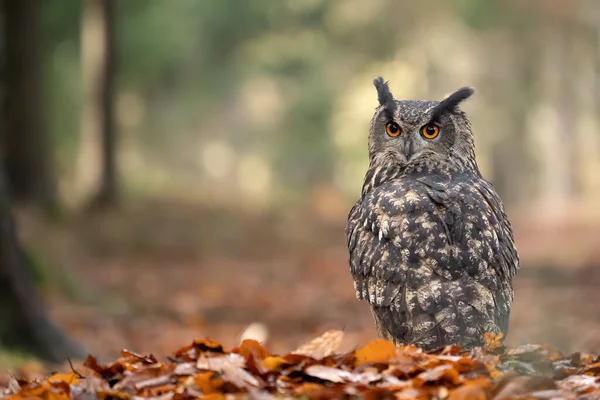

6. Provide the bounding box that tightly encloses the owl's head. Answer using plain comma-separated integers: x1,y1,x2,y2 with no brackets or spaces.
368,77,477,173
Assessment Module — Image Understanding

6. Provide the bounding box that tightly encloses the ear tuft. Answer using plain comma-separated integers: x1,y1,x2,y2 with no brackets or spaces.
430,87,474,121
373,76,396,118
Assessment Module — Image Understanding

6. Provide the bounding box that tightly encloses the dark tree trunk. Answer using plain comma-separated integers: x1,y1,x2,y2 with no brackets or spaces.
1,0,56,206
0,0,82,362
0,172,84,362
95,0,117,205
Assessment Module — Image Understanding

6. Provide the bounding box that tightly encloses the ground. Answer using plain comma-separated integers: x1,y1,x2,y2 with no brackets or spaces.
9,197,600,369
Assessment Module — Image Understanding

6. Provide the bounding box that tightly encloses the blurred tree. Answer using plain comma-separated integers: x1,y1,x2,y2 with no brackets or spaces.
78,0,118,207
0,171,84,362
1,0,56,207
0,0,82,362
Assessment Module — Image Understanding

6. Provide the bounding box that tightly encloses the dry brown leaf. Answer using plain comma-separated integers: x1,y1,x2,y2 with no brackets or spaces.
413,364,461,387
219,355,261,389
583,361,600,375
174,338,227,362
303,365,350,383
493,376,532,399
201,393,226,400
292,330,344,359
196,354,245,371
449,383,487,400
113,364,165,391
556,374,600,393
6,377,20,395
292,382,326,396
4,332,600,399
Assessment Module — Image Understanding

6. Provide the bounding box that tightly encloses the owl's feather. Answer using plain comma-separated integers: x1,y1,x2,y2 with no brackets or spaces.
346,171,518,350
430,87,474,123
373,77,396,119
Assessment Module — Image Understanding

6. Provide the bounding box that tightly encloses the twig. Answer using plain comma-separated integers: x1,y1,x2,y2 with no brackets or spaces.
68,358,85,379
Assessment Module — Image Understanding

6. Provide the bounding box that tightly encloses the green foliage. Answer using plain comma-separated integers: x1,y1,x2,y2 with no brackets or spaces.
43,0,82,179
42,0,591,205
456,0,514,29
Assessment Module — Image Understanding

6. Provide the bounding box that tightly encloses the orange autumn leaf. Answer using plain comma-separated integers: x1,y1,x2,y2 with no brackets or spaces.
48,372,80,385
44,393,71,400
5,333,600,399
140,383,177,397
293,382,326,395
233,339,270,361
584,361,600,376
261,356,289,372
200,393,226,400
484,332,504,351
488,366,501,379
354,339,398,367
95,390,130,399
413,364,462,387
173,338,227,361
193,371,225,393
7,384,49,399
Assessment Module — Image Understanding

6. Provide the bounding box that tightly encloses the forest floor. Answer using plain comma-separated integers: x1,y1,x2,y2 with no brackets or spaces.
5,197,600,376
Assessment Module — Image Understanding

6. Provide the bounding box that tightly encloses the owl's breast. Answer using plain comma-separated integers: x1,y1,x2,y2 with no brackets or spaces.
347,173,513,297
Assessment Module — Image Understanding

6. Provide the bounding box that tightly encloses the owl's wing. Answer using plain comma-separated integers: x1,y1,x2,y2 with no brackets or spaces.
346,173,518,346
465,177,519,332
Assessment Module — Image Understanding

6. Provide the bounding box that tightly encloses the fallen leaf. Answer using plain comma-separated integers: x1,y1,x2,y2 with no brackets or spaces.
4,333,600,399
233,339,270,361
413,364,461,387
196,354,245,371
174,339,227,362
201,393,226,400
47,372,80,385
354,339,398,367
584,361,600,376
449,383,487,400
493,376,531,399
192,371,225,393
304,365,350,383
260,356,289,372
293,330,344,359
483,332,504,352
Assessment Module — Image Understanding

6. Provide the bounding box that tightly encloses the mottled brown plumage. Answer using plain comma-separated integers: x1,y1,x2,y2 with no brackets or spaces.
346,78,519,350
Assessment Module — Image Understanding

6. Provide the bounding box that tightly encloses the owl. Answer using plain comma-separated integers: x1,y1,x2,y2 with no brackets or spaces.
346,77,519,351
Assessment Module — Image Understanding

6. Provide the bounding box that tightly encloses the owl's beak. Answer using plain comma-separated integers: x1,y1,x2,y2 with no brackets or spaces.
403,136,414,160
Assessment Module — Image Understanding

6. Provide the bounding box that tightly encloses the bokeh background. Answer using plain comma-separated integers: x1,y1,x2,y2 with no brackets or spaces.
1,0,600,370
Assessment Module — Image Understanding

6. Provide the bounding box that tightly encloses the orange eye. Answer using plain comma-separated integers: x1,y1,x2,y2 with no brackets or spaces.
420,124,440,139
386,122,401,137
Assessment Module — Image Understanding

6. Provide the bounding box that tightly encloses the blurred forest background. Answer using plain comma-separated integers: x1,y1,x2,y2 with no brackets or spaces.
1,0,600,373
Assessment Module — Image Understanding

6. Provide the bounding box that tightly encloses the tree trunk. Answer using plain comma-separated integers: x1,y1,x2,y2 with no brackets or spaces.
0,0,83,362
0,172,85,362
78,0,118,207
1,0,56,206
95,0,117,205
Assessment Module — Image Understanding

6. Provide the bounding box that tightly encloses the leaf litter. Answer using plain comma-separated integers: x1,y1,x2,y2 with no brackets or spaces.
2,331,600,399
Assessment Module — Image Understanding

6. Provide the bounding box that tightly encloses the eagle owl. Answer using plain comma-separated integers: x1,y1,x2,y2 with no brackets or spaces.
346,78,519,350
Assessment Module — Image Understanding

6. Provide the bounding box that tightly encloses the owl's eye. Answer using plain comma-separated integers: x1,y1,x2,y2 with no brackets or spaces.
420,124,440,139
386,122,401,137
